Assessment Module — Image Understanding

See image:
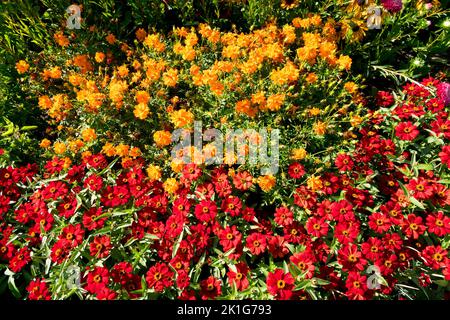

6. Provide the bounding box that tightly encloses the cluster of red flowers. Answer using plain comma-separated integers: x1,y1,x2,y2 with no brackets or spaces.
1,77,449,300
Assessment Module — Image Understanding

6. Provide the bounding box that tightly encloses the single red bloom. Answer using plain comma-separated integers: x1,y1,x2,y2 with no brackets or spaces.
101,185,130,207
395,121,419,141
9,247,31,272
221,196,242,217
86,266,110,294
172,197,191,217
290,250,316,278
345,271,368,300
85,153,107,169
246,232,267,255
60,224,84,247
266,269,294,300
334,221,360,245
111,262,133,285
84,174,103,192
288,162,305,179
421,245,448,270
82,207,107,231
306,216,329,238
218,225,242,252
376,91,394,107
200,276,222,300
401,214,426,239
182,163,202,181
145,263,174,293
50,239,71,264
89,235,112,258
361,237,384,261
338,244,367,272
267,235,290,259
274,206,294,227
227,262,249,291
407,177,433,200
335,153,354,172
232,171,253,191
368,212,392,234
426,211,450,237
41,181,68,200
194,200,217,223
26,279,51,300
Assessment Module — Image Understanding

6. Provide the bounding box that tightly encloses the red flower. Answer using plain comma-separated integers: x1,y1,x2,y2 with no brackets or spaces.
145,263,174,293
306,216,329,238
290,250,316,278
335,154,354,172
227,263,249,291
84,174,103,192
330,200,354,222
345,271,368,300
401,214,426,239
334,221,360,245
57,196,77,219
439,145,450,168
26,279,51,300
101,185,130,207
90,235,112,258
274,206,293,227
267,235,289,259
376,91,394,107
266,269,294,300
85,153,107,169
9,247,31,272
288,162,305,179
60,224,84,247
172,197,191,217
232,171,253,191
82,207,107,231
395,122,419,141
338,244,367,271
361,237,384,261
0,195,10,215
426,211,450,237
368,212,392,234
41,181,68,200
50,239,71,264
407,177,433,200
221,196,242,217
176,270,190,290
194,200,217,223
182,163,202,180
200,276,222,300
246,232,267,255
218,225,242,252
421,245,448,270
86,266,110,294
111,262,133,285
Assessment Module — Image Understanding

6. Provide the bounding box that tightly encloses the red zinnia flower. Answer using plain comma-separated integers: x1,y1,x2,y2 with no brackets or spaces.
145,263,174,293
227,263,249,291
274,206,294,227
182,163,202,180
290,250,316,278
232,171,253,191
26,279,51,300
395,122,419,141
288,162,305,179
439,145,450,168
426,211,450,237
194,200,217,223
401,214,426,239
82,207,107,231
345,271,368,300
266,269,294,300
50,239,71,264
218,225,242,252
86,266,110,294
221,196,242,217
60,224,84,247
421,245,448,270
84,174,103,192
89,235,112,258
376,91,394,107
335,154,354,172
306,216,329,238
246,232,267,255
9,247,31,272
407,177,433,200
368,212,392,234
200,276,222,300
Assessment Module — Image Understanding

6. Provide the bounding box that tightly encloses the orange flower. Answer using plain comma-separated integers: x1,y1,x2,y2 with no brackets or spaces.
38,96,52,109
257,175,276,192
53,142,67,155
305,72,318,84
15,60,29,74
162,68,178,87
307,175,323,192
135,28,147,42
115,144,130,157
102,143,116,157
106,33,116,44
344,81,358,94
54,31,70,47
163,178,179,194
291,148,307,160
129,147,141,158
170,109,194,128
135,91,150,104
266,94,285,112
337,55,352,70
40,139,51,149
81,128,97,142
95,52,105,63
153,130,172,147
146,165,162,181
313,121,327,135
133,103,149,120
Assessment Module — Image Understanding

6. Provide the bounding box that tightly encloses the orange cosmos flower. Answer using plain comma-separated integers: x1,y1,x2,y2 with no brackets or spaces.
15,60,29,74
153,130,172,147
